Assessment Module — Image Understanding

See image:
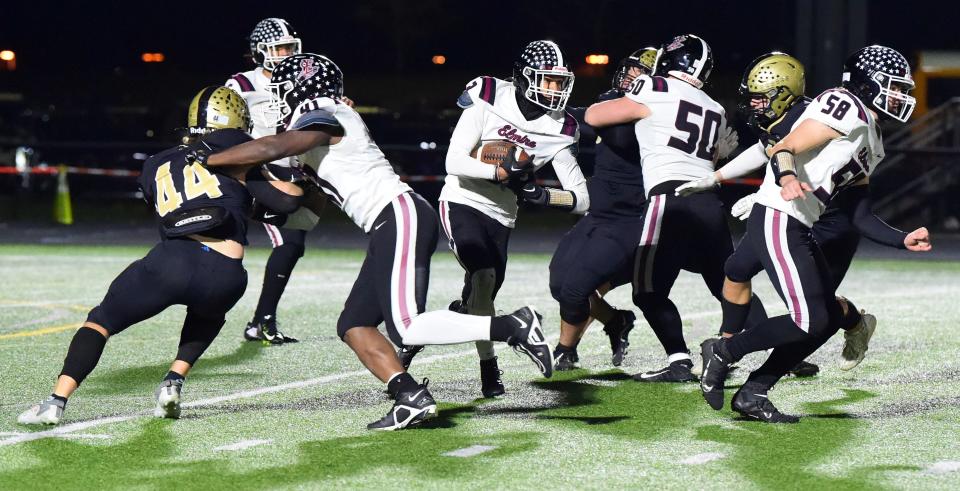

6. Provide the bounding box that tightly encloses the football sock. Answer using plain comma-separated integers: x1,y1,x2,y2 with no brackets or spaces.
387,372,419,398
838,298,862,331
400,310,493,345
253,243,303,323
746,332,832,388
725,314,810,361
555,342,577,354
635,295,687,356
745,294,769,329
50,394,68,406
489,315,518,342
164,371,185,382
475,341,496,361
719,297,751,335
60,326,108,386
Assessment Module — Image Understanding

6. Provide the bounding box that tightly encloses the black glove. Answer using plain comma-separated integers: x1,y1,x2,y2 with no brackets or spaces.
185,147,210,167
519,182,548,206
497,149,534,187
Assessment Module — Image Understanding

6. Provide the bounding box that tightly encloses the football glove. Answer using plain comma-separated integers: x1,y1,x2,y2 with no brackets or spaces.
497,148,534,187
519,182,548,206
675,174,719,197
185,147,210,167
716,123,739,160
731,193,757,221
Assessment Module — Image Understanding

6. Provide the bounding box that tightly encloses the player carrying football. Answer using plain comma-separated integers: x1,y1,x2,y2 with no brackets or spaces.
199,54,555,430
18,87,301,425
398,40,590,397
585,35,756,383
697,46,931,422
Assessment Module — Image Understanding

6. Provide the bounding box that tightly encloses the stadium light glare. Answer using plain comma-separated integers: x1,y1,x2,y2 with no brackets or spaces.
0,50,15,61
432,55,446,65
141,52,165,63
585,54,609,65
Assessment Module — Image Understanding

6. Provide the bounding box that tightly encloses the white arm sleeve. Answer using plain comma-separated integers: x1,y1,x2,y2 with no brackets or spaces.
445,105,498,181
718,141,768,180
550,147,590,214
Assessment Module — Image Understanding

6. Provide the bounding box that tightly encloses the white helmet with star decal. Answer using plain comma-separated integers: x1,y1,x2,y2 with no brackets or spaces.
512,40,575,112
249,18,303,71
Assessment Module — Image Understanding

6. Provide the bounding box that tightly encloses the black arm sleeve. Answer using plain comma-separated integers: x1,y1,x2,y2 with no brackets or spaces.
847,186,908,249
245,167,303,215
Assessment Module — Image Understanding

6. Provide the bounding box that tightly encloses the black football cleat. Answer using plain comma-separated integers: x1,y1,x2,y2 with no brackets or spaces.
397,345,423,370
603,309,636,366
367,379,438,431
732,384,800,423
479,357,505,398
448,299,468,314
245,318,299,345
633,359,697,383
787,360,820,377
553,346,580,371
699,338,733,410
505,306,553,378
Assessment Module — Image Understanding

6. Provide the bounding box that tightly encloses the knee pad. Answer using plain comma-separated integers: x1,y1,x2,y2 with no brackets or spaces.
558,284,591,325
465,268,497,315
176,314,226,365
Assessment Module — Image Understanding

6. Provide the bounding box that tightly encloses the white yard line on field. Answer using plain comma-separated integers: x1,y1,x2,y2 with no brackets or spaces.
213,439,273,451
443,445,498,457
681,452,725,465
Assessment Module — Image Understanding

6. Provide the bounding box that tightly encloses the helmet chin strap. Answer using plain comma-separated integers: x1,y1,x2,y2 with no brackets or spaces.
514,90,547,121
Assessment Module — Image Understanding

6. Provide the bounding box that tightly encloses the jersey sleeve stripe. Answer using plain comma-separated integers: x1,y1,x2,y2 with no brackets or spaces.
652,76,669,92
561,112,577,137
479,77,496,105
231,74,255,92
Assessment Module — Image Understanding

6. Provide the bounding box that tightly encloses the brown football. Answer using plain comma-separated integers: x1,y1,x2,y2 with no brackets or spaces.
470,141,531,165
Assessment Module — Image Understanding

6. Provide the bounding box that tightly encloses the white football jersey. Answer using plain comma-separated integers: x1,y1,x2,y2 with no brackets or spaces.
286,96,411,233
624,74,727,195
225,69,294,168
755,88,885,227
440,76,586,228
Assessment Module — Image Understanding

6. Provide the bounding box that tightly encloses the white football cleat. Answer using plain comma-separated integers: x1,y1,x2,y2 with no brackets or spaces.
154,379,183,419
841,311,876,371
18,398,64,425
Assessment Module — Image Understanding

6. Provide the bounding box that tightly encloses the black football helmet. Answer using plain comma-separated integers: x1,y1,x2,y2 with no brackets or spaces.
249,18,303,71
612,47,657,91
842,45,915,122
654,34,713,89
512,40,575,111
264,54,343,127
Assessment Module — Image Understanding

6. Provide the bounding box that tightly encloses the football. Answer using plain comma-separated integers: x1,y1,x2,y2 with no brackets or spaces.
470,140,531,165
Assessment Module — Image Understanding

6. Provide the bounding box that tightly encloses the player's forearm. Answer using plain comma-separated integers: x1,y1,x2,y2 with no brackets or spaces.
769,119,841,157
445,151,498,181
850,188,908,248
718,143,766,180
208,137,289,167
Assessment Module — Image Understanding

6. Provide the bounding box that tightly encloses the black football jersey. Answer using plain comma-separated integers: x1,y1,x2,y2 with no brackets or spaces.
139,144,251,243
758,96,813,145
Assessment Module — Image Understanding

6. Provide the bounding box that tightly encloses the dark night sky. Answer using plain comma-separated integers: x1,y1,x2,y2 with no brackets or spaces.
3,1,957,80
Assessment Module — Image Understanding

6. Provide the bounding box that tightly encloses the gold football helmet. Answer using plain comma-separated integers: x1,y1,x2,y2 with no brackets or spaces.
186,86,252,136
739,52,805,130
613,47,658,90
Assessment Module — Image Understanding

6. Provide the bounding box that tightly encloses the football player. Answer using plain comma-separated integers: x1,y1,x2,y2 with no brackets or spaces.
17,87,297,425
548,47,658,371
199,54,554,430
679,52,924,373
398,40,590,397
585,35,758,383
697,46,931,422
226,17,314,345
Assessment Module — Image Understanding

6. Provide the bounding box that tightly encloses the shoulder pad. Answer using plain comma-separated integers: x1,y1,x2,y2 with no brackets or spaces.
807,88,870,134
464,76,505,108
290,98,341,131
623,74,670,104
228,73,256,92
